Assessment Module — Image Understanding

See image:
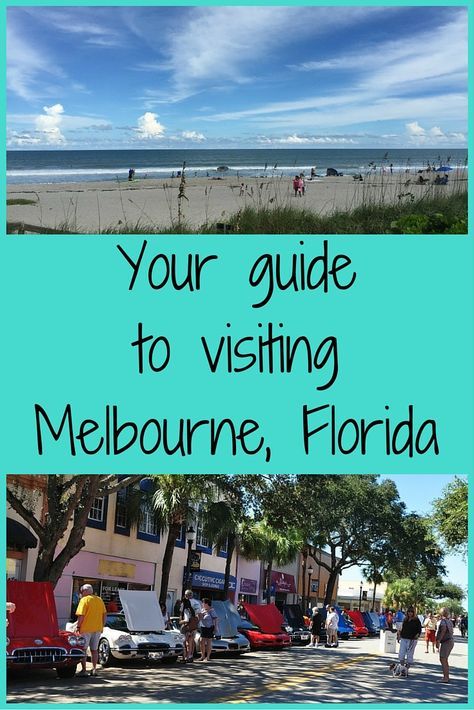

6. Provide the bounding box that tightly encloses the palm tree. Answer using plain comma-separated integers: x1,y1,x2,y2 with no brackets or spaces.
239,519,303,603
202,500,239,598
150,475,219,604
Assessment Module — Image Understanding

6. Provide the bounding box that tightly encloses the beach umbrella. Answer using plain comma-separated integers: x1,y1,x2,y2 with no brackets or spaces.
436,166,453,172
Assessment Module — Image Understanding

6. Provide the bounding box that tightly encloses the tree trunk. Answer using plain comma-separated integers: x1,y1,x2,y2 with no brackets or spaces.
324,569,339,606
266,560,273,604
372,582,377,611
223,533,236,598
159,521,181,605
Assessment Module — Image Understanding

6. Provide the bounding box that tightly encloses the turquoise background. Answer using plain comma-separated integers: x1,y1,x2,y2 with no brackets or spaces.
1,0,472,707
0,235,472,474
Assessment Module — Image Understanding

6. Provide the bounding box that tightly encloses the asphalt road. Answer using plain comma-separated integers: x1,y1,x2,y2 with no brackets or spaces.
7,632,468,704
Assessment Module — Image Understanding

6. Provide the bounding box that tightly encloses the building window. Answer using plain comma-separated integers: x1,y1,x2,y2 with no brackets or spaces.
196,508,212,554
87,496,108,531
174,523,186,549
114,488,130,536
137,500,160,543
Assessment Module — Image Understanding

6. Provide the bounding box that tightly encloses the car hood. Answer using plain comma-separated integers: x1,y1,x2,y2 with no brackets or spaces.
243,603,285,633
119,590,165,632
7,580,59,639
212,600,247,637
283,604,306,628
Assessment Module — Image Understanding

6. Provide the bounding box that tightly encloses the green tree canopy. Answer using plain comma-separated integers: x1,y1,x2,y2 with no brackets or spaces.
432,477,467,556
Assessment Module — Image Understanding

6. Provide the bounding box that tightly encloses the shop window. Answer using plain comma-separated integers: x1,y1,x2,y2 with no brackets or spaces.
87,496,108,531
114,488,130,536
137,500,160,543
7,555,24,580
174,523,186,549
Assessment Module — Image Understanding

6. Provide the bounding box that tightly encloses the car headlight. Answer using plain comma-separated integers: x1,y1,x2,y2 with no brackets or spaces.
117,634,134,645
285,626,293,633
6,636,10,646
68,635,83,647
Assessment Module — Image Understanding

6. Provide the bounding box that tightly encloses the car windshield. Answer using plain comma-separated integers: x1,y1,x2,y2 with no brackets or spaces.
106,614,129,632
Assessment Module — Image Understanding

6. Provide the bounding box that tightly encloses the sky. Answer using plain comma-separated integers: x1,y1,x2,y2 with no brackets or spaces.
350,475,468,595
6,5,468,150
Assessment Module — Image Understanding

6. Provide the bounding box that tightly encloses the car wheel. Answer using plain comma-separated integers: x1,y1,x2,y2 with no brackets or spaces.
56,664,78,679
161,656,178,665
98,637,113,667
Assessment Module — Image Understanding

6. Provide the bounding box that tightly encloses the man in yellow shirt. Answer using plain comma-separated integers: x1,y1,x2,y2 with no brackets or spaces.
75,584,107,677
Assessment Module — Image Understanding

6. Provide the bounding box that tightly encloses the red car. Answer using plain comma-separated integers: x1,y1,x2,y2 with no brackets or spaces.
240,603,291,650
345,609,369,637
7,580,85,678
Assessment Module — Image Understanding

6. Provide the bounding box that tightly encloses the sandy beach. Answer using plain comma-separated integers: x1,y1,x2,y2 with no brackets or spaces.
7,172,467,234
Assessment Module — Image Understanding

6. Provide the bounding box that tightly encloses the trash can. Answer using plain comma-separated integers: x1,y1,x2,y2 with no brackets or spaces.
379,629,397,654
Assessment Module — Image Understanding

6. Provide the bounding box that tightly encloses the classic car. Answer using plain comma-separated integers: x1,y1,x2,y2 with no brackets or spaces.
7,580,85,678
240,603,292,650
282,604,311,645
67,590,183,666
194,601,250,655
362,611,380,636
345,609,369,637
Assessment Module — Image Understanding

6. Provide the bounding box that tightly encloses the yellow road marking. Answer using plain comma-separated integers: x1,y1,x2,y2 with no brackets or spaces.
214,654,371,703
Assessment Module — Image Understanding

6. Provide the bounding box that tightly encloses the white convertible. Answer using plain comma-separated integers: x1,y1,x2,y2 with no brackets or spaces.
69,591,183,666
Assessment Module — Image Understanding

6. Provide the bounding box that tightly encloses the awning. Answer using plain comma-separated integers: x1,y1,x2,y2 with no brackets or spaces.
7,518,38,549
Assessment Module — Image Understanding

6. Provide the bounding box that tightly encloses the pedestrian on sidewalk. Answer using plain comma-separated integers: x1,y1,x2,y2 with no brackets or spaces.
197,598,219,662
423,612,437,652
397,606,421,674
308,607,322,647
179,590,200,663
436,607,454,683
325,606,339,647
75,584,107,677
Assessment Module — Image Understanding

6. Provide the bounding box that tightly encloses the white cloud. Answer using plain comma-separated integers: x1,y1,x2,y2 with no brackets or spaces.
136,112,165,139
35,103,66,144
263,134,356,145
406,121,426,137
7,23,65,100
181,130,205,142
7,130,41,147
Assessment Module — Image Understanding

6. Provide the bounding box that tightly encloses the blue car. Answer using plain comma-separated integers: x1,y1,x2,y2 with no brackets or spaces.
362,611,380,636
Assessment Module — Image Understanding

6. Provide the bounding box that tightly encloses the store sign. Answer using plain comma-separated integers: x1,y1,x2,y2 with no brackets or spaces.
189,569,236,591
240,577,257,594
190,551,201,571
271,571,296,593
98,559,135,578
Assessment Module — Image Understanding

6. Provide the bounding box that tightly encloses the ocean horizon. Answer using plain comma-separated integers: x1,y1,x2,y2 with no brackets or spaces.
7,148,468,185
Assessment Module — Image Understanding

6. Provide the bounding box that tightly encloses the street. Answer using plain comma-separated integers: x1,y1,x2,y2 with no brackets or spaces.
7,632,468,704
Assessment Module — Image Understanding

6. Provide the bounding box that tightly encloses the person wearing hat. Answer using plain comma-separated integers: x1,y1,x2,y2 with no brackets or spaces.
308,606,322,648
397,606,422,673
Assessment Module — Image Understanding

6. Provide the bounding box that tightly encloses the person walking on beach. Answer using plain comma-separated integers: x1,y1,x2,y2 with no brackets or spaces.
128,168,135,181
293,175,299,197
297,176,304,197
436,607,454,683
424,612,437,652
75,584,107,677
397,606,421,675
197,598,219,662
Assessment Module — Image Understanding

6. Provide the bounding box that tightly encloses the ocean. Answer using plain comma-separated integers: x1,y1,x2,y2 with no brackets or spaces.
7,148,468,185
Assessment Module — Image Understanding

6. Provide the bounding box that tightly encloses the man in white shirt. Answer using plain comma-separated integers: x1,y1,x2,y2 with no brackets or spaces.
326,606,339,647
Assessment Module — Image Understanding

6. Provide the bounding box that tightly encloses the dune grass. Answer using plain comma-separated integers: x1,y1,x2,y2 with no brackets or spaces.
7,198,37,206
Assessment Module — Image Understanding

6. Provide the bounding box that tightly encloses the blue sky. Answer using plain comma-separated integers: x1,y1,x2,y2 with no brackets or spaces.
7,6,468,150
351,475,468,595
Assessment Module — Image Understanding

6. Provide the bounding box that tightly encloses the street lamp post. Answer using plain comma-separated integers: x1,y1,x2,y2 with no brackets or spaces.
182,526,196,598
301,559,307,612
307,566,314,613
359,582,363,611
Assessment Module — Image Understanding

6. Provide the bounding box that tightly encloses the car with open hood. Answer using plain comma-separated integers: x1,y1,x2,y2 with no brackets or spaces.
345,609,369,637
67,590,183,666
282,604,311,645
240,603,291,650
7,580,85,678
194,601,250,655
362,611,380,636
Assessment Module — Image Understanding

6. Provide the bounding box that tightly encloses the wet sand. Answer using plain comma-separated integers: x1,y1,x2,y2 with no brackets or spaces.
7,172,466,233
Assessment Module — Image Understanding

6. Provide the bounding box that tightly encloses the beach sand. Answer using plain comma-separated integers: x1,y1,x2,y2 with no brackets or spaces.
7,172,467,233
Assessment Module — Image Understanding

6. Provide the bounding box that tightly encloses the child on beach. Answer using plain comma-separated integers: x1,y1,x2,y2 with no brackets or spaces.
297,176,304,196
293,175,299,197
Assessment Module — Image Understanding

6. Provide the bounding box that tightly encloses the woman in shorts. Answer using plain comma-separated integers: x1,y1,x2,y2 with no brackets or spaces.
197,598,219,662
436,607,455,683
